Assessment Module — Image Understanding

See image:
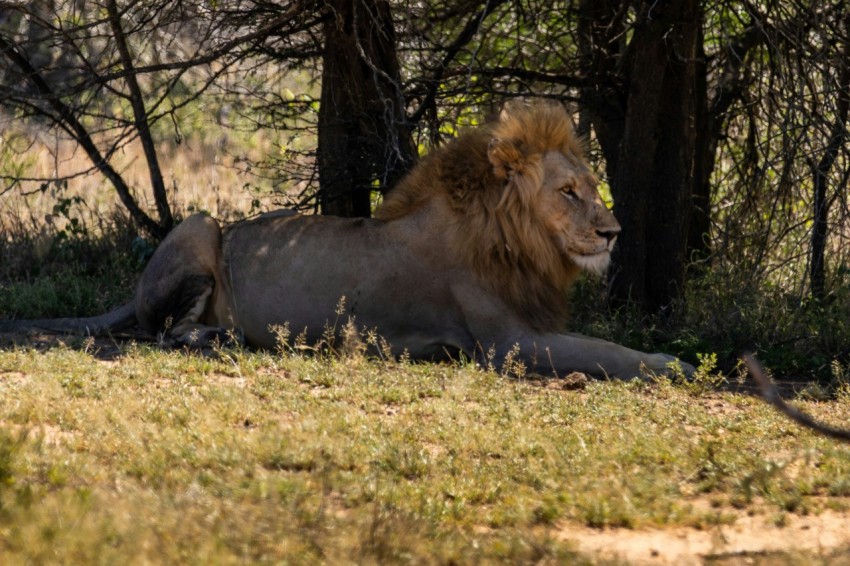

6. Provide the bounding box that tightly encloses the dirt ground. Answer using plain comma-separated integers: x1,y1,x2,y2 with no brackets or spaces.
559,509,850,564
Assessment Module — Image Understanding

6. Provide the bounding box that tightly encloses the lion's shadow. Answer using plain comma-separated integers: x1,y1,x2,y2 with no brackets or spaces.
0,328,155,362
0,330,819,402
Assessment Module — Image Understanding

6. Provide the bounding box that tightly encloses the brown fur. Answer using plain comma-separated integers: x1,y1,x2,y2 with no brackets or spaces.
376,102,588,331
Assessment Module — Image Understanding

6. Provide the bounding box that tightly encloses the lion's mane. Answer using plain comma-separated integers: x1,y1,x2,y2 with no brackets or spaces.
376,103,588,331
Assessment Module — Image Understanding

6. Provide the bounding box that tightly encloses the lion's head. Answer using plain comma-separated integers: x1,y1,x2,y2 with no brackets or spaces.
376,101,620,331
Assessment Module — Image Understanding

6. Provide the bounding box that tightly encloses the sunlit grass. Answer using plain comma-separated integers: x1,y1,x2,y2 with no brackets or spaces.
0,343,849,563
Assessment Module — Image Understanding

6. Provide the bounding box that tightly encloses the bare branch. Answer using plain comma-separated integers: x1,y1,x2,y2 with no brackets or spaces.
0,32,164,238
106,0,172,232
744,354,850,443
409,0,509,123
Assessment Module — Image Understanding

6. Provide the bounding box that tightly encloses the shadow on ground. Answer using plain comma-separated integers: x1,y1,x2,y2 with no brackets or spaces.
0,328,155,362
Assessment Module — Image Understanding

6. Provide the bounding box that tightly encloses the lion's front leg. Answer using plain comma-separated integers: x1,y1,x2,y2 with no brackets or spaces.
495,332,694,380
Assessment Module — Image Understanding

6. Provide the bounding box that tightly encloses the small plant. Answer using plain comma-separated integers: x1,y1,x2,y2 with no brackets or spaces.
270,322,292,355
831,359,850,399
500,343,527,379
339,318,366,358
666,352,725,395
317,295,348,355
691,352,726,391
51,194,88,240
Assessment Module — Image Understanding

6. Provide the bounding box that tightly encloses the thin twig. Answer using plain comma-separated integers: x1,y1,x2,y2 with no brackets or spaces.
744,353,850,442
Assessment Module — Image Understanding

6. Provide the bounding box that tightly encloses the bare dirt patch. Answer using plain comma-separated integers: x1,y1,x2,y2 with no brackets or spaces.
558,509,850,564
0,422,77,446
0,370,26,384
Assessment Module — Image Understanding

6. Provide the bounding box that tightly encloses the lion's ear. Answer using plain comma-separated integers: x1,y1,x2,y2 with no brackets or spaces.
488,137,525,179
499,98,531,122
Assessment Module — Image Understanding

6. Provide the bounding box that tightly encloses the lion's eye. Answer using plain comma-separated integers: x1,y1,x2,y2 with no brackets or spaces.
560,187,578,201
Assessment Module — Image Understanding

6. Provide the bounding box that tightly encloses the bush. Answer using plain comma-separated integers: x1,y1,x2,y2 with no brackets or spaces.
0,210,142,319
569,267,850,385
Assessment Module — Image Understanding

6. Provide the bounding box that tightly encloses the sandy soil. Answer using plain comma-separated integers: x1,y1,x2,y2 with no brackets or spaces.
558,508,850,564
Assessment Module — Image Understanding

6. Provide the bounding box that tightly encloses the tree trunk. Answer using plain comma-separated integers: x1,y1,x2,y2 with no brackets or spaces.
317,0,417,217
639,6,698,312
810,11,850,300
688,28,711,265
689,22,764,265
577,0,626,176
810,159,847,301
579,0,699,314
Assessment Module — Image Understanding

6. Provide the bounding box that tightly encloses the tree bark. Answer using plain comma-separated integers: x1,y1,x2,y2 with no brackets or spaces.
689,23,764,265
579,0,700,314
640,2,698,312
577,0,626,176
689,26,711,265
317,0,417,217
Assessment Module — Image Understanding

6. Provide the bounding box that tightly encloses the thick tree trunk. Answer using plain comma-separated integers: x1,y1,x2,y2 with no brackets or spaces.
317,0,417,217
577,0,626,176
689,23,764,265
579,0,699,314
641,11,698,312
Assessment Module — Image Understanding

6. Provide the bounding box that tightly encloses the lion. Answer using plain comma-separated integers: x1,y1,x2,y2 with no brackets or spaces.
3,101,693,379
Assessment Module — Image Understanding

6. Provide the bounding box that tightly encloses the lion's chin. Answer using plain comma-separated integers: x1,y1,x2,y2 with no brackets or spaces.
568,251,610,275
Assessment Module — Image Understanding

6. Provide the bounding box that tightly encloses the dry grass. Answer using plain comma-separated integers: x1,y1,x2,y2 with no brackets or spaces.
0,339,849,564
0,124,283,237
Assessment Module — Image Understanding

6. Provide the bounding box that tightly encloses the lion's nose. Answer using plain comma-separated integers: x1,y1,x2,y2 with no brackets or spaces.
597,227,621,244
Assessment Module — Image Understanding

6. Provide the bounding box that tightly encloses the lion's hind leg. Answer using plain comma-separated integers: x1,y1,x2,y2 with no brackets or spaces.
160,281,244,349
135,214,237,349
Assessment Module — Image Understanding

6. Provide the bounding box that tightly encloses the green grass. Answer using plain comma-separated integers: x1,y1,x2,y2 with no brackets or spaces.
0,342,849,563
0,212,141,320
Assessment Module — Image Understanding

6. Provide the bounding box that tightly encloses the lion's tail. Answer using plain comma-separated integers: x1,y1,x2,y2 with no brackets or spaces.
0,302,138,336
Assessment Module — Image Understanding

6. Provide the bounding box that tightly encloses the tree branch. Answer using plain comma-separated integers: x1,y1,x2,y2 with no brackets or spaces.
463,66,588,88
0,1,320,103
409,0,508,123
0,32,165,239
106,0,172,232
